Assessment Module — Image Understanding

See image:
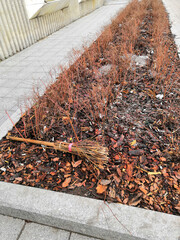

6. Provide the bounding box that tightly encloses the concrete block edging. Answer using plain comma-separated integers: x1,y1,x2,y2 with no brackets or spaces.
0,182,179,240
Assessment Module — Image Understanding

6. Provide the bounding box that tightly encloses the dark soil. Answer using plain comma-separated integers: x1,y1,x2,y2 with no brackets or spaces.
0,0,179,216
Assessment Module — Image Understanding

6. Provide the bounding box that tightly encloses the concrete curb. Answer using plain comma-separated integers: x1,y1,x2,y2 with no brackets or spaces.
0,182,179,240
0,109,22,140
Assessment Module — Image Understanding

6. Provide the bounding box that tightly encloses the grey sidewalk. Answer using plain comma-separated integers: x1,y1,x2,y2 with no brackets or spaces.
0,214,100,240
162,0,180,57
0,0,130,140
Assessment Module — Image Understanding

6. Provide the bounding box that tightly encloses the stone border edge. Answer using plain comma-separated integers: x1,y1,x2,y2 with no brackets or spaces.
0,182,179,240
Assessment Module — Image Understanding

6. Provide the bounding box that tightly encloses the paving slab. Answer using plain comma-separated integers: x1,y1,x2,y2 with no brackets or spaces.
70,233,101,240
0,182,179,240
18,222,70,240
0,214,25,240
0,0,130,140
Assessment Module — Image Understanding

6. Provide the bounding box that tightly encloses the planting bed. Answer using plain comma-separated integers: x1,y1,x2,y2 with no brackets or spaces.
0,0,179,215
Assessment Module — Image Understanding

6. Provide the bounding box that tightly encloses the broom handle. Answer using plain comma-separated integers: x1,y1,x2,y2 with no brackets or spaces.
6,136,55,147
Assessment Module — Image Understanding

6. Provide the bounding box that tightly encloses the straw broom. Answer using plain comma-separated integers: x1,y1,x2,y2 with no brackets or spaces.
6,135,109,166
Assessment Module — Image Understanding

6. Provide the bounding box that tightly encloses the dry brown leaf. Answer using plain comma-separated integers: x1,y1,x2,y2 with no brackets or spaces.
128,183,135,189
130,198,142,206
114,155,120,160
174,171,180,180
113,175,120,185
129,193,143,206
113,142,118,148
64,174,71,178
96,184,107,194
100,179,111,185
126,163,133,178
116,195,122,203
56,179,61,184
117,168,122,177
62,116,69,125
108,187,116,198
16,166,24,172
62,177,71,188
72,160,82,168
15,177,23,181
75,180,86,187
66,162,71,167
123,197,128,204
159,157,166,162
149,197,154,205
26,164,33,169
175,206,180,211
20,143,26,150
161,168,169,177
174,185,180,192
174,201,180,211
139,186,148,195
12,161,19,168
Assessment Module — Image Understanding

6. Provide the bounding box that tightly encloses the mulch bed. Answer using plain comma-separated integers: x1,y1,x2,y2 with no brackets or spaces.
0,0,179,216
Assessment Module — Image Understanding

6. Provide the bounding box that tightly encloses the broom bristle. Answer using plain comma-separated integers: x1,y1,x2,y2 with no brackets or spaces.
55,139,109,166
6,135,109,166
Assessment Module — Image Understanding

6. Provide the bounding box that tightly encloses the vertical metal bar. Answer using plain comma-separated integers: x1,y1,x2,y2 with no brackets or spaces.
17,0,33,45
0,1,13,57
11,0,27,49
6,0,22,52
1,0,17,54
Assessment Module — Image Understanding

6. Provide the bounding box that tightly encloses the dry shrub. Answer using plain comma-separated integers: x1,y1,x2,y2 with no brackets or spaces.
150,0,180,95
15,0,179,150
16,0,150,139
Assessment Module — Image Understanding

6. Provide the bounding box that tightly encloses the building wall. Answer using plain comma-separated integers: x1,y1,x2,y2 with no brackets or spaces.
0,0,104,61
